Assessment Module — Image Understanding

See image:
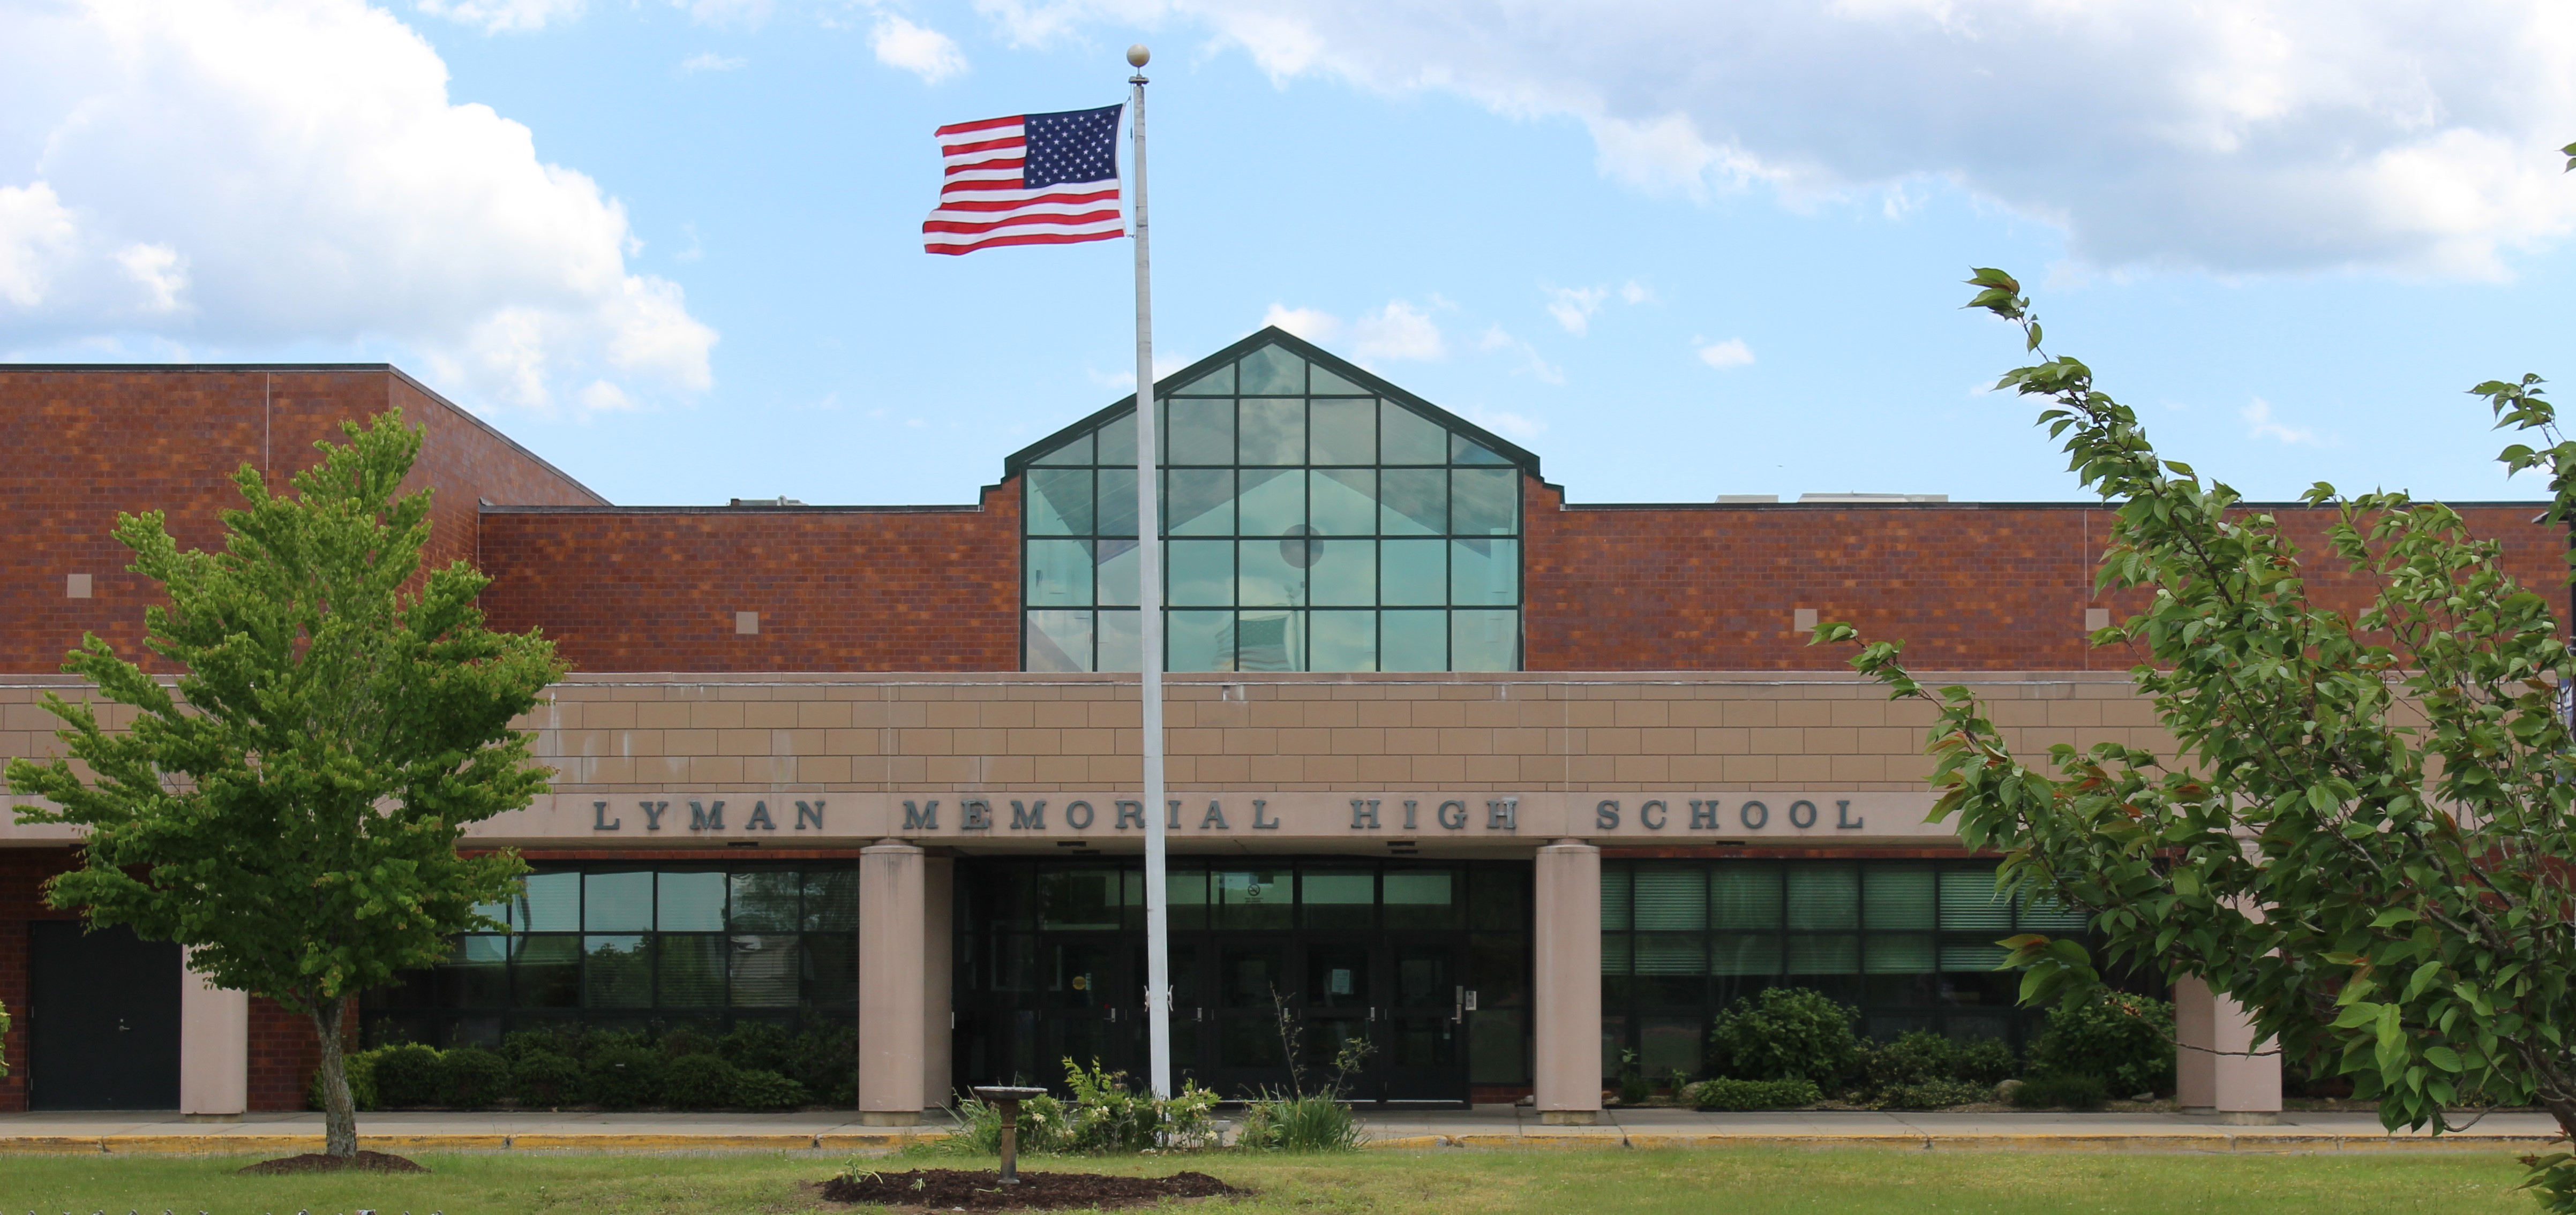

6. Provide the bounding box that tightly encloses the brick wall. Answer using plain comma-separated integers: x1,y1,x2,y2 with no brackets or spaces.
0,367,600,675
1522,478,2569,671
247,997,347,1113
474,488,1023,673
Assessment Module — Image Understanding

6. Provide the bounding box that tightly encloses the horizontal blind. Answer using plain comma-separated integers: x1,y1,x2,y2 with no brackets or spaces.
1710,866,1782,930
1634,934,1709,976
1937,868,2011,932
1864,934,1935,974
1601,866,1633,931
1786,934,1859,975
1601,933,1632,976
1785,866,1859,930
1711,935,1783,977
2016,896,2090,933
1633,868,1708,932
1862,867,1934,931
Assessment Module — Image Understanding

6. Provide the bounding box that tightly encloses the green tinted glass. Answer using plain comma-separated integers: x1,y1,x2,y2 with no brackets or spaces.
1864,867,1936,931
1167,398,1233,464
1380,609,1445,670
1237,346,1305,395
1383,403,1447,464
1172,363,1234,395
1026,468,1092,535
1026,609,1092,673
1238,398,1304,464
1031,432,1092,465
1311,609,1375,670
1310,398,1376,463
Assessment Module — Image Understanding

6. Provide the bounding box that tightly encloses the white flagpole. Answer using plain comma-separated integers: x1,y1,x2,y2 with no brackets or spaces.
1126,43,1173,1100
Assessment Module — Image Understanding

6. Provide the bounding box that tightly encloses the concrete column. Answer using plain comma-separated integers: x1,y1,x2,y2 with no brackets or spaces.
178,948,247,1120
2175,976,2280,1123
1533,839,1602,1124
859,837,928,1125
922,854,954,1110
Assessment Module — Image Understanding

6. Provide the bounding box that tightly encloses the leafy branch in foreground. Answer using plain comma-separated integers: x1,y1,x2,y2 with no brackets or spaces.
1824,266,2576,1207
6,411,564,1159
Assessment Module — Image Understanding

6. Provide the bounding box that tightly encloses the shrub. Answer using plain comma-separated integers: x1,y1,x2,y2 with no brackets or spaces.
932,1091,1072,1156
1952,1037,2018,1088
438,1046,512,1108
308,1048,382,1112
1873,1078,1990,1110
1860,1030,1957,1093
512,1051,584,1107
787,1023,857,1107
371,1043,445,1108
1708,987,1861,1087
733,1068,808,1112
1056,1059,1219,1152
1685,1077,1820,1111
585,1043,664,1111
1237,1092,1364,1152
2029,992,2175,1098
502,1026,580,1066
720,1022,794,1075
2012,1072,2109,1111
658,1024,722,1061
661,1052,741,1110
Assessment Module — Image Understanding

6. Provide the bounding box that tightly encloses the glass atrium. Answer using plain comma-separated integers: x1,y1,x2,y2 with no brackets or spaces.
1017,335,1527,674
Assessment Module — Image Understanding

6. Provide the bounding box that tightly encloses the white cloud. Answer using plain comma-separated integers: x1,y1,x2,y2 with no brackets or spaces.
1543,284,1608,336
873,14,968,84
1350,299,1444,363
679,51,747,74
1260,303,1340,342
1619,280,1655,305
990,0,2576,277
675,0,773,27
415,0,585,33
2241,397,2318,445
0,0,716,411
1696,337,1755,369
1476,323,1512,352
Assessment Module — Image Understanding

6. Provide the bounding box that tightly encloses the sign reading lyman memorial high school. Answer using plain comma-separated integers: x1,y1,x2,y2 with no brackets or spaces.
433,791,1961,846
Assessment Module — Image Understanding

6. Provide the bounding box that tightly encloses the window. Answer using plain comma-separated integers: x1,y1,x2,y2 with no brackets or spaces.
359,864,858,1048
1017,340,1523,673
1598,861,2107,1080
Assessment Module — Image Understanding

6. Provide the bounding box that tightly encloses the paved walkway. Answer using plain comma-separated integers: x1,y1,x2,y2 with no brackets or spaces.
0,1106,2558,1156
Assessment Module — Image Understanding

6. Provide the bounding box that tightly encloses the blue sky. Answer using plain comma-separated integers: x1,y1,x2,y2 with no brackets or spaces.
3,0,2571,509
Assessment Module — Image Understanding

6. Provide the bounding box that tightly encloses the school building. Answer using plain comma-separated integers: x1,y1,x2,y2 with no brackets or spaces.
2,329,2551,1123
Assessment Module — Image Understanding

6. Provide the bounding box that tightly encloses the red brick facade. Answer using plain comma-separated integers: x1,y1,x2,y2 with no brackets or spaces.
0,367,600,675
0,850,79,1112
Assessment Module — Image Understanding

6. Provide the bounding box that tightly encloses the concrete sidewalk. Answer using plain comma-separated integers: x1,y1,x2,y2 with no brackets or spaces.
0,1106,2557,1156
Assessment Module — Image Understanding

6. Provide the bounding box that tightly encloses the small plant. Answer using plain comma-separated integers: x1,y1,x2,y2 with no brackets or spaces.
1708,987,1862,1088
438,1045,512,1107
371,1043,444,1108
1685,1076,1821,1111
1238,994,1369,1151
662,1052,742,1110
2012,1072,2110,1111
1613,1048,1649,1105
1873,1078,1991,1110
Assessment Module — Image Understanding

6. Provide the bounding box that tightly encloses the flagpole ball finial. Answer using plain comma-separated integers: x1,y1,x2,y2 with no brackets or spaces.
1127,44,1150,67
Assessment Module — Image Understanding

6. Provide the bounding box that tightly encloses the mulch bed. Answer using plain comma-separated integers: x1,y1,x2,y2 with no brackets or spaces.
237,1150,429,1175
821,1168,1242,1211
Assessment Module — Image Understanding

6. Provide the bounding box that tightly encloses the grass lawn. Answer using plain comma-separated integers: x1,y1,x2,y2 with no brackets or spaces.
0,1147,2541,1214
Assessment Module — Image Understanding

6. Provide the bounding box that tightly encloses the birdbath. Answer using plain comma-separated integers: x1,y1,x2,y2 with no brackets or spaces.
972,1085,1049,1184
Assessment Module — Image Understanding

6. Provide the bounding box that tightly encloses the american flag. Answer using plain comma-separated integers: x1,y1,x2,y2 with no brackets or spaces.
923,104,1126,255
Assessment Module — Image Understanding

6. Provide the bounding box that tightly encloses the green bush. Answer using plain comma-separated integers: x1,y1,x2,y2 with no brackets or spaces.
306,1048,382,1112
786,1023,857,1107
1860,1030,1957,1093
511,1050,583,1107
1684,1076,1821,1111
1952,1037,2018,1087
585,1043,664,1111
658,1024,722,1060
501,1025,579,1065
733,1068,808,1112
661,1052,741,1110
438,1046,512,1107
1708,987,1862,1087
1874,1078,1990,1110
1055,1058,1219,1152
720,1022,794,1075
1237,1092,1364,1151
371,1043,445,1108
2012,1071,2109,1111
2030,992,2175,1097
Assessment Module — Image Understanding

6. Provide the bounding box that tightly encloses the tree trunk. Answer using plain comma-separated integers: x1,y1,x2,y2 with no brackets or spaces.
311,1000,358,1159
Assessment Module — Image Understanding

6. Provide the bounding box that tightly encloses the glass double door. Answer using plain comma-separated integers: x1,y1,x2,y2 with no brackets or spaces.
1178,933,1466,1105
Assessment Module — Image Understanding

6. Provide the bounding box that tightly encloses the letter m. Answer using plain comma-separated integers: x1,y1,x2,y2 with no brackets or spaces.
902,799,941,831
688,800,725,831
1010,800,1047,830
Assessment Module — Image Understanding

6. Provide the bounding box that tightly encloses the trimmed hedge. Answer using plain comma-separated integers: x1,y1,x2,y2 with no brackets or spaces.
310,1021,853,1111
1686,1076,1822,1111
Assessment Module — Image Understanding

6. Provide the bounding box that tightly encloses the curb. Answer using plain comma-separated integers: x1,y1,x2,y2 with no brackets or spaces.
1,1131,951,1156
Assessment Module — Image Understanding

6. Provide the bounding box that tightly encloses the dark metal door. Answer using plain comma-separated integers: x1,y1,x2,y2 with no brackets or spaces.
1378,939,1468,1103
30,922,181,1110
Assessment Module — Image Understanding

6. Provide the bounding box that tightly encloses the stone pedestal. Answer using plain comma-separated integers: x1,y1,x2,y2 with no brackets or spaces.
1533,839,1602,1124
2176,976,2280,1123
179,948,247,1120
859,838,928,1125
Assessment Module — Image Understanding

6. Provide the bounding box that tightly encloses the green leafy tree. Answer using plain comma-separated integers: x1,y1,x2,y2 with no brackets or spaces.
5,412,562,1159
1819,267,2576,1206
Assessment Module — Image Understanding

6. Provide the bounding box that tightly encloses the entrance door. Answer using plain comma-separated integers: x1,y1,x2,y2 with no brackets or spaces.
1378,939,1467,1103
29,922,181,1110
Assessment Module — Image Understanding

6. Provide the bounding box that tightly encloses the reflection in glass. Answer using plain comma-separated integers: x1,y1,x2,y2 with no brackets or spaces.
1217,870,1291,930
1310,398,1375,463
1311,609,1375,671
1028,615,1090,680
1095,539,1139,606
1452,432,1511,464
730,934,800,1006
1238,539,1304,607
1026,539,1094,607
1096,412,1137,464
1380,540,1446,606
1238,398,1304,464
1165,469,1234,535
1026,467,1092,535
1097,609,1141,672
1308,538,1374,606
730,871,801,931
1452,468,1519,535
1168,609,1233,672
1235,611,1302,672
1379,468,1446,534
583,870,651,933
1237,345,1305,395
1381,609,1446,671
512,935,580,1007
1173,363,1234,395
1450,538,1517,606
657,872,726,931
585,935,651,1007
1167,541,1233,607
1031,432,1091,465
802,870,858,931
1864,868,1936,931
518,871,579,933
1309,468,1375,534
1095,469,1137,537
656,935,727,1006
1236,467,1303,535
1166,398,1234,464
1311,363,1369,395
1301,870,1374,930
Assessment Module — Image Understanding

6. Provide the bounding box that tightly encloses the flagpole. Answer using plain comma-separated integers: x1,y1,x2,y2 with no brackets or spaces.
1126,43,1173,1101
